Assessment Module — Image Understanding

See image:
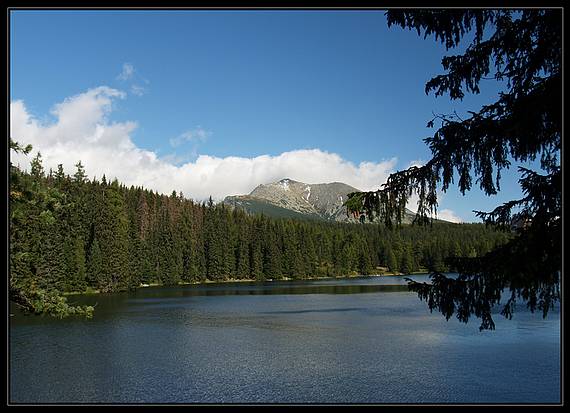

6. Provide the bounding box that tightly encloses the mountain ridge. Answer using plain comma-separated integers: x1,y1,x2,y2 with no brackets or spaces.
224,178,426,224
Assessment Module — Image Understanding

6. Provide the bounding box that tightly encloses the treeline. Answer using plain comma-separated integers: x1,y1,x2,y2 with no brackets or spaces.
9,152,512,316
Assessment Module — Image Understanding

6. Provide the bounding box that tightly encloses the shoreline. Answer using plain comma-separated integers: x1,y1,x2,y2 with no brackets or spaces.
62,271,431,296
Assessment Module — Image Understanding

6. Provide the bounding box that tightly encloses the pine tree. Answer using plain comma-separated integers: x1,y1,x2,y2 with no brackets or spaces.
87,237,103,287
263,224,282,280
249,216,264,280
219,205,236,278
204,201,225,280
282,223,303,278
179,203,196,283
95,179,130,291
30,152,44,179
386,247,399,274
400,245,414,275
70,236,87,291
233,209,251,279
357,239,373,275
300,227,318,277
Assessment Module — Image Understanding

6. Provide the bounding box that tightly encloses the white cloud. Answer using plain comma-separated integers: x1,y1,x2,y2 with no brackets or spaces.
436,209,463,223
117,63,134,81
10,86,397,202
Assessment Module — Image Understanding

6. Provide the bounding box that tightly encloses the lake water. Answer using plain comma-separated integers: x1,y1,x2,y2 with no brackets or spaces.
9,275,561,404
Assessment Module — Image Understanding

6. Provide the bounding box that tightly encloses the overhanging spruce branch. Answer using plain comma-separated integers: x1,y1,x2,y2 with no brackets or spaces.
345,160,440,228
349,10,561,330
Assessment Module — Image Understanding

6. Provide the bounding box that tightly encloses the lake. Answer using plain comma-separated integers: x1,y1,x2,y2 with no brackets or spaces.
9,275,561,404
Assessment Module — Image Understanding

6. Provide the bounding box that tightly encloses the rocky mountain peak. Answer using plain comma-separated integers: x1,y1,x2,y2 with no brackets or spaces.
227,178,361,222
224,178,432,224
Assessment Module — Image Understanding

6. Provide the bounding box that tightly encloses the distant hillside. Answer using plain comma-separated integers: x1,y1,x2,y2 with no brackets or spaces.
223,178,428,223
224,194,323,222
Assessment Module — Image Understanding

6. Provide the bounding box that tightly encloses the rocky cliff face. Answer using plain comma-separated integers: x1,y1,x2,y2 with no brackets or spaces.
248,178,358,221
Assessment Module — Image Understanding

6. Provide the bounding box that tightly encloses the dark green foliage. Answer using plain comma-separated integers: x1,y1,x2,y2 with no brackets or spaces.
68,236,87,292
87,237,103,286
249,216,265,281
9,145,92,317
10,138,32,155
357,241,373,276
347,10,561,330
11,288,94,319
282,223,304,278
263,225,283,280
233,209,251,279
386,247,399,273
204,199,226,280
10,143,513,319
400,245,415,275
95,180,130,292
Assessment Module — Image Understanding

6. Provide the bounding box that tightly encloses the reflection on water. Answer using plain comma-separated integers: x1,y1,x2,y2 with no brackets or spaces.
129,283,410,299
9,275,560,404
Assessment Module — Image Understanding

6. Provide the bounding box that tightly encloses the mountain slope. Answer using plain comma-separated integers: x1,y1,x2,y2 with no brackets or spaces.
224,194,324,222
224,178,424,223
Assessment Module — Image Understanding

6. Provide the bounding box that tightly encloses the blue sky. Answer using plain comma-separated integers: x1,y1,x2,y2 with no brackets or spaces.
10,9,534,222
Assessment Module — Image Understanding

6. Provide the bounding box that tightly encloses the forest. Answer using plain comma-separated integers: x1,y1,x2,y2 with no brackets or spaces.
9,151,513,317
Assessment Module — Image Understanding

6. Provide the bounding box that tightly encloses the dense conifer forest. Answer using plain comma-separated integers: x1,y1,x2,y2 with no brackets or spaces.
9,150,512,317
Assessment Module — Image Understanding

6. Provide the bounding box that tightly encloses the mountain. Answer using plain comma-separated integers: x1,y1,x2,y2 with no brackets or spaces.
223,178,423,223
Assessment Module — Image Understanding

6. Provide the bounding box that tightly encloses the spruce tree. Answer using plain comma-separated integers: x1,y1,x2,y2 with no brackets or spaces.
233,209,251,279
386,247,399,274
346,9,561,330
263,224,282,280
87,237,103,287
70,236,87,292
357,239,373,275
96,179,130,291
249,216,264,280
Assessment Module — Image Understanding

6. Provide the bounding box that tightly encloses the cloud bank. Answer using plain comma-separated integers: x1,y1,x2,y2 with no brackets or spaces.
10,86,398,202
